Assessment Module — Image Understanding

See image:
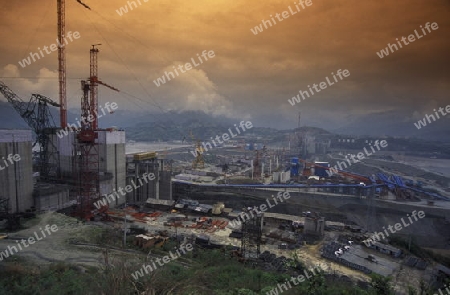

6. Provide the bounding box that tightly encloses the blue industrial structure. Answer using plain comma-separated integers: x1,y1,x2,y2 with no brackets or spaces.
314,162,330,177
290,157,300,177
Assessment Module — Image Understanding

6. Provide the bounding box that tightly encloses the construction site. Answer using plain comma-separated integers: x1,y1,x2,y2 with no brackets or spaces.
0,1,449,295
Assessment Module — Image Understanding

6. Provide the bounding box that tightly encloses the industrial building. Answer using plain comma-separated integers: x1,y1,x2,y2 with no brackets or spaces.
0,130,34,214
126,152,172,202
49,130,126,208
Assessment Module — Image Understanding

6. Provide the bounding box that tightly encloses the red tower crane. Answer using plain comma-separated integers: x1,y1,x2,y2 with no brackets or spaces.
57,0,67,128
57,0,91,128
75,45,118,220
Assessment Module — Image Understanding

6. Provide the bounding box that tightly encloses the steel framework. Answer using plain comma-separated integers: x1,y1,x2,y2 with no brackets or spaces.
73,45,118,220
241,212,263,260
57,0,67,128
74,46,100,220
0,82,60,181
190,131,205,169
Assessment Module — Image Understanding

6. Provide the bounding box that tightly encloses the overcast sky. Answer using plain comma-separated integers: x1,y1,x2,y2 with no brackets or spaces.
0,0,449,130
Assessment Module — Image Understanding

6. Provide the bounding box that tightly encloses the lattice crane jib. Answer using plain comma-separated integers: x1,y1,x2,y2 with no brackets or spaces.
0,81,60,181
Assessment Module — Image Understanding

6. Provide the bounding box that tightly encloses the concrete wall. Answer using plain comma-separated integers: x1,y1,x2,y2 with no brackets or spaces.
34,185,70,211
0,130,34,213
304,217,325,236
98,131,126,207
159,170,172,200
126,158,172,203
53,131,76,177
126,159,159,203
54,130,126,208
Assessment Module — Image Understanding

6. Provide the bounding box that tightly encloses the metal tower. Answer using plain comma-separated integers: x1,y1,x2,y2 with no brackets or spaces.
75,79,100,220
0,82,60,181
190,131,205,169
74,45,118,220
241,212,263,260
252,150,261,179
57,0,91,128
57,0,67,128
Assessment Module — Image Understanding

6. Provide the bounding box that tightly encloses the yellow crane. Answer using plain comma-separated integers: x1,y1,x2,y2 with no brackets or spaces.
190,131,204,169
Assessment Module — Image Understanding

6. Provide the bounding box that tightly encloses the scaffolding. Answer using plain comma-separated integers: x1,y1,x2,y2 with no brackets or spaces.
241,212,263,260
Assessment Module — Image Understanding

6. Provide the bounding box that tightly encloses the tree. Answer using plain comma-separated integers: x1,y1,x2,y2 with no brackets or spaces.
370,274,394,295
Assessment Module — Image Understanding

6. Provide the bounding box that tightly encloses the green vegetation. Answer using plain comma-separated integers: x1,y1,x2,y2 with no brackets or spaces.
0,247,429,295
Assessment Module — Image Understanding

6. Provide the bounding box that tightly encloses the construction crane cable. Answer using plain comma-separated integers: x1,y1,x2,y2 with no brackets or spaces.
82,8,173,65
78,2,213,168
18,0,53,64
0,77,84,80
79,8,195,143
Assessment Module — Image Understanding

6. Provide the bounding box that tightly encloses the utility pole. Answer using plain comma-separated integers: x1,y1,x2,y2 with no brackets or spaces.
123,203,127,248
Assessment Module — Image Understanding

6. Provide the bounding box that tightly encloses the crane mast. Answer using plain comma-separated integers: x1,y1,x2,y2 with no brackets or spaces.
75,45,119,220
90,45,99,130
57,0,67,128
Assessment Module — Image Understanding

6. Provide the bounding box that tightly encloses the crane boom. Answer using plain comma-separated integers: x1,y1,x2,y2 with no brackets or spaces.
0,81,60,180
0,81,60,133
0,81,28,116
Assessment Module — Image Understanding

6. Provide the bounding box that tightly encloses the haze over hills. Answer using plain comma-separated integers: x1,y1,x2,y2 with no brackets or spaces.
330,109,450,141
1,104,448,144
0,101,448,142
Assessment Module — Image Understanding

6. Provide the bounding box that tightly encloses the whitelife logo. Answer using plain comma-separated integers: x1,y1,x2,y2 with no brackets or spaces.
229,191,290,228
93,172,156,209
0,224,59,261
326,140,388,177
435,284,450,295
116,0,149,16
265,265,325,295
131,243,193,280
414,105,450,130
190,121,253,157
250,0,313,35
288,69,350,107
56,101,118,139
153,50,215,87
362,210,425,247
18,31,81,68
0,153,21,171
376,22,439,58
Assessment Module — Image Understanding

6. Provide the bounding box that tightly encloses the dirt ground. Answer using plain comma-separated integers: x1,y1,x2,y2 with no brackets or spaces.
276,233,433,295
0,210,440,295
0,212,142,268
